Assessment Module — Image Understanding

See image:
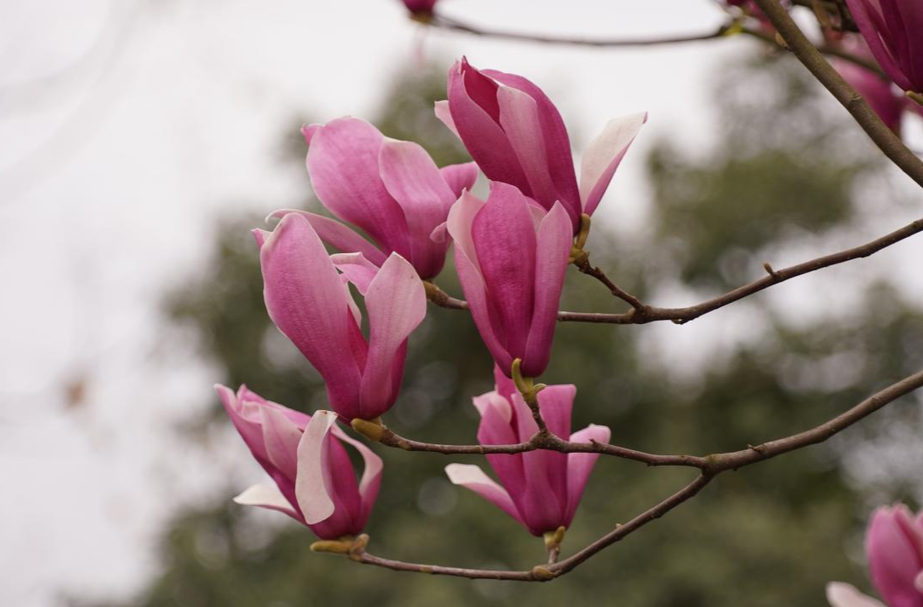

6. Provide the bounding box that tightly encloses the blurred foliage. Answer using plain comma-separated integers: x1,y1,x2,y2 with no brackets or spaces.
80,54,923,607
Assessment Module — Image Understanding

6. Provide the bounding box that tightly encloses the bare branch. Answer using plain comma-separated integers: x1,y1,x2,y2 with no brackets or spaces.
750,0,923,189
426,15,733,48
427,216,923,325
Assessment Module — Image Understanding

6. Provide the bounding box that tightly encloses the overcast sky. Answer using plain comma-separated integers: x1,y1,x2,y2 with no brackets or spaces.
1,1,921,605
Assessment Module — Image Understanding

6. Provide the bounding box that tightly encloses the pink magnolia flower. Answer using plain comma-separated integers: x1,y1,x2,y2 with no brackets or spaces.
445,366,609,536
440,58,646,233
254,212,427,421
834,35,908,133
269,117,477,280
217,385,383,540
827,504,923,607
446,182,572,378
846,0,923,95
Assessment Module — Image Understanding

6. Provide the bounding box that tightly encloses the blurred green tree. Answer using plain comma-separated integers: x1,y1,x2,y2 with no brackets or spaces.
79,55,923,607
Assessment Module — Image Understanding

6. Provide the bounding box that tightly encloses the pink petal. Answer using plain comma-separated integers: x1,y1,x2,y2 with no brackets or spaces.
579,112,647,216
485,68,581,221
434,100,459,137
536,384,575,441
295,411,340,525
522,202,571,377
233,483,300,520
447,193,513,370
472,183,537,360
826,582,887,607
565,424,611,525
510,392,565,534
379,139,457,279
267,209,387,267
331,252,380,296
259,214,362,413
496,86,565,218
306,118,411,258
445,463,524,526
332,426,384,527
359,253,426,420
216,384,268,465
474,391,526,504
868,506,923,607
301,124,321,145
447,59,531,195
259,406,304,483
439,161,479,199
846,0,914,91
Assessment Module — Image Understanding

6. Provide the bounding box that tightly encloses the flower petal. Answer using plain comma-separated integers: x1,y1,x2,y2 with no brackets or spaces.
217,384,268,465
435,99,459,136
868,505,923,607
445,463,524,526
447,59,531,195
496,86,567,219
472,183,537,360
359,253,426,419
485,68,581,220
331,252,380,296
536,384,575,441
259,405,304,483
332,426,384,526
579,112,647,216
439,161,479,199
267,209,387,267
825,582,886,607
565,424,611,525
259,214,362,412
306,118,411,257
295,411,340,525
379,139,457,278
522,202,571,377
233,483,299,520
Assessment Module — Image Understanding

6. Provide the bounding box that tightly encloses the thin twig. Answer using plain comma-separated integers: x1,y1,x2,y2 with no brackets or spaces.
428,217,923,325
750,0,923,189
739,25,885,77
572,254,646,312
340,370,923,581
428,16,734,48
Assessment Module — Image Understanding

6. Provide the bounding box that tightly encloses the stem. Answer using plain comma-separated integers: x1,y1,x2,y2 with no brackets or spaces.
750,0,923,189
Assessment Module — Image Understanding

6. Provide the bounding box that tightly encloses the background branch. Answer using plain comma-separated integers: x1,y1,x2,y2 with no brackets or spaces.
750,0,923,189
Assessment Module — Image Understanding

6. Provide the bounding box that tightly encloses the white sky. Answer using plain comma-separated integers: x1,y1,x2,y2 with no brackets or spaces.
1,1,921,605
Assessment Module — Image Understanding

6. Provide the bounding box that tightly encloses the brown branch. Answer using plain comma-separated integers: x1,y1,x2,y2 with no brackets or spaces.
379,425,707,468
549,473,713,575
427,16,734,48
339,369,923,581
707,368,923,471
348,472,712,582
750,0,923,189
572,254,646,311
427,217,923,325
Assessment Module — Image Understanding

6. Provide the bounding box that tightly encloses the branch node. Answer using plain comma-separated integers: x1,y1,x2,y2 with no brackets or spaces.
530,565,558,581
762,262,781,279
351,418,384,442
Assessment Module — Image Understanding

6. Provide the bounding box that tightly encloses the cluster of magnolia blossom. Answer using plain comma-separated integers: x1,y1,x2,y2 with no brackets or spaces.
216,59,643,542
828,505,923,607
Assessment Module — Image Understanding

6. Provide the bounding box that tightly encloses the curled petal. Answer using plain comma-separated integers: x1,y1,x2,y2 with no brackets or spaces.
359,253,427,419
445,463,524,526
267,209,387,267
295,411,340,525
259,214,362,412
233,483,299,520
439,161,479,199
565,424,611,525
332,252,380,296
217,384,268,464
579,112,647,216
